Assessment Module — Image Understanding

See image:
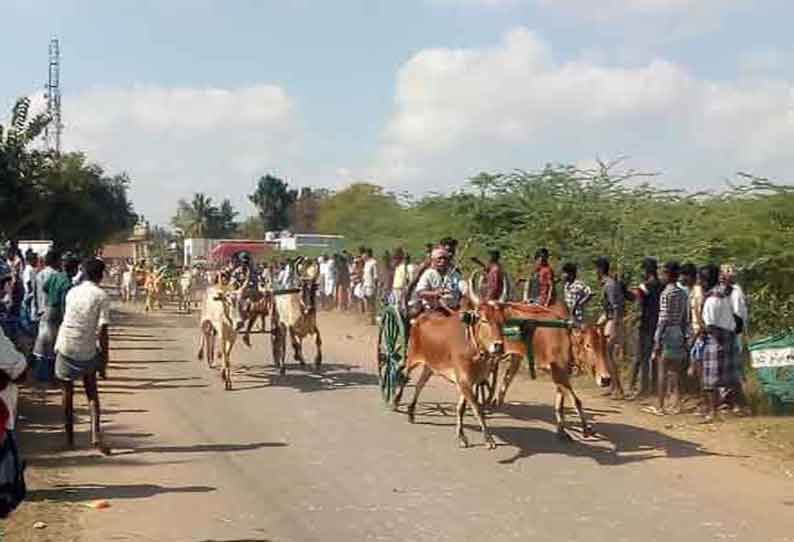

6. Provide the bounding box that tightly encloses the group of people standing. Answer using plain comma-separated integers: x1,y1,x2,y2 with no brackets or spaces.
313,249,388,322
553,253,749,421
0,242,113,461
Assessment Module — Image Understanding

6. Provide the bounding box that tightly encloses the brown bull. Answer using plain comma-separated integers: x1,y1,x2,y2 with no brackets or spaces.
481,301,610,440
392,302,506,449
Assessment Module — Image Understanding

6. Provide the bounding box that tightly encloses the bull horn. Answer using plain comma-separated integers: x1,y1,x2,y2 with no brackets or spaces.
468,270,482,308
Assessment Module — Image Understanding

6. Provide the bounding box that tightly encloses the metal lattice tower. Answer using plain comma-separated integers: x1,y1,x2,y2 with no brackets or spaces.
44,37,62,154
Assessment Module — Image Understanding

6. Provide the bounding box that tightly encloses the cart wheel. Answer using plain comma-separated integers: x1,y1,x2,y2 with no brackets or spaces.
377,306,406,403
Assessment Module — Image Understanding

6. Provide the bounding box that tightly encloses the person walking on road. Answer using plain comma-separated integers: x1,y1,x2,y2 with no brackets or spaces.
54,258,111,455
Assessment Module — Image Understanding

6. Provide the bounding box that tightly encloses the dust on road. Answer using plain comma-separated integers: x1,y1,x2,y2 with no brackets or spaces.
5,303,794,542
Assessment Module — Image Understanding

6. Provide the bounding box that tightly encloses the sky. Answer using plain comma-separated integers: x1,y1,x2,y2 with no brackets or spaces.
1,0,792,225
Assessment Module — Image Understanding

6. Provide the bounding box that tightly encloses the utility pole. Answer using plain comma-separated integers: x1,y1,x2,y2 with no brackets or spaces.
44,37,62,155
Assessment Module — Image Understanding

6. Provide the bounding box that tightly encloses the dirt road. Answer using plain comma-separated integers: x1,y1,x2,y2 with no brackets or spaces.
7,303,794,542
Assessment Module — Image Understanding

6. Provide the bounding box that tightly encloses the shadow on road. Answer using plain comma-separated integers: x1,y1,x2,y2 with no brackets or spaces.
100,375,209,391
28,483,216,502
227,363,378,393
402,398,742,466
112,441,287,456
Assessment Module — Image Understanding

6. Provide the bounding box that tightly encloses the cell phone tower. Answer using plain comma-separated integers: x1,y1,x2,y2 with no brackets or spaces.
44,37,62,155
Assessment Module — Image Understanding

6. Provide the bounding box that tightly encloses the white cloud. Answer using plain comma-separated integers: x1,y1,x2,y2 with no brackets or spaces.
372,27,794,192
64,84,300,224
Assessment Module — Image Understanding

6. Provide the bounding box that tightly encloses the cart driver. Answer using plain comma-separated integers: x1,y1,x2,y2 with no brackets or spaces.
231,252,260,291
231,252,262,323
413,246,466,314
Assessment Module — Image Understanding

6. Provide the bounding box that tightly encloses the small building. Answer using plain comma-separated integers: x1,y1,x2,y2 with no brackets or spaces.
99,242,136,264
274,233,344,252
100,218,152,264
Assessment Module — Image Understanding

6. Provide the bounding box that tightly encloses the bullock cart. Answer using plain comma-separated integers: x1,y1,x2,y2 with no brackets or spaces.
375,303,573,404
501,316,572,379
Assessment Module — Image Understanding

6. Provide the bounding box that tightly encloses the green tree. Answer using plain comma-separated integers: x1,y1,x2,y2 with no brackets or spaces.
172,194,239,238
290,187,329,233
248,174,296,232
20,152,137,252
172,193,217,237
0,97,52,238
213,198,239,237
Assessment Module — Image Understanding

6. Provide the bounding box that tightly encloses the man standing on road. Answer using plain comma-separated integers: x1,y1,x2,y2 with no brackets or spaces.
524,248,555,306
391,249,409,305
596,257,625,399
21,253,39,337
719,264,749,414
54,258,111,455
32,251,61,382
483,250,506,302
647,261,688,416
628,257,662,400
562,262,593,328
362,249,379,324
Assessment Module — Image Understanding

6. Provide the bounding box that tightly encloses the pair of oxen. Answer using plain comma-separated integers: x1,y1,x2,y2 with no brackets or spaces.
394,277,611,449
197,270,322,390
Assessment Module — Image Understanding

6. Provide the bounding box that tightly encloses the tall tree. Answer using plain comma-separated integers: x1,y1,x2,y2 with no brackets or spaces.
213,198,239,237
172,192,216,237
0,97,52,238
21,153,137,251
248,174,296,232
289,187,329,233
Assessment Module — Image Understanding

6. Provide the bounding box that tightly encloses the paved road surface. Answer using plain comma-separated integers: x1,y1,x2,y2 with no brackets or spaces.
16,305,794,541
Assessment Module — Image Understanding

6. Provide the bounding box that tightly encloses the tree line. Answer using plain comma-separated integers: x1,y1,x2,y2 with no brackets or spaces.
0,97,137,252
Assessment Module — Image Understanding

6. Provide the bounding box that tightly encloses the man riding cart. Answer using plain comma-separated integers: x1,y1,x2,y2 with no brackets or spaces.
230,252,270,346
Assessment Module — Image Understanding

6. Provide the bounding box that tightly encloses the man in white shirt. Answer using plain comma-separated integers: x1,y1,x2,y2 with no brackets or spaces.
719,264,749,413
22,253,39,333
322,254,337,310
697,264,741,422
54,258,111,454
362,249,379,324
414,246,464,312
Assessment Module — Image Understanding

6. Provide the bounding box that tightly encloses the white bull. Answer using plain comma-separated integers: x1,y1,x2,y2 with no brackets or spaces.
121,269,137,302
197,285,244,390
274,281,322,372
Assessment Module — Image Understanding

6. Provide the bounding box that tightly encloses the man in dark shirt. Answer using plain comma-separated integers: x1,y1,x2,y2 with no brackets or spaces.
628,257,662,399
483,250,506,301
525,248,555,306
596,256,625,399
